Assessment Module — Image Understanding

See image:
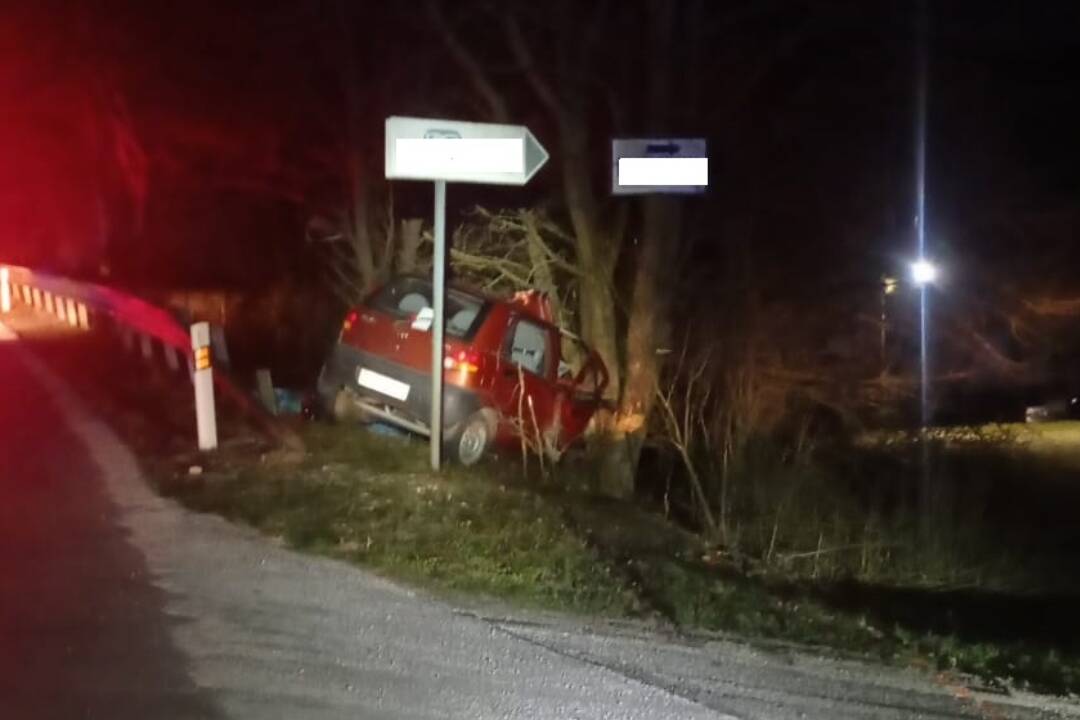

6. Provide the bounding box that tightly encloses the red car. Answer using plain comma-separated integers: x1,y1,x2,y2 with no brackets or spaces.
317,275,609,465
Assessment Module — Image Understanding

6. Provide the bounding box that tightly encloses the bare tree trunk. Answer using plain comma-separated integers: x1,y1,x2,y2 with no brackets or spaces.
374,188,396,283
502,16,623,407
577,256,619,394
601,195,682,492
348,175,377,293
337,0,377,296
397,217,424,274
558,123,622,405
566,167,626,498
596,0,683,498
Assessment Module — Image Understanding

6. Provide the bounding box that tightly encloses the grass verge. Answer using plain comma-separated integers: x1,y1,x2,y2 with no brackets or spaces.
162,424,635,615
158,421,1080,697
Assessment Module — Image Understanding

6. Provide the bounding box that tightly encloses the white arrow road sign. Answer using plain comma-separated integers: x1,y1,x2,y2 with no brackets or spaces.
612,138,708,195
386,116,549,185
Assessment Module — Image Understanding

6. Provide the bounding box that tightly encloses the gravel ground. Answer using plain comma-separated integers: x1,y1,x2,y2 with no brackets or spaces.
4,318,1080,719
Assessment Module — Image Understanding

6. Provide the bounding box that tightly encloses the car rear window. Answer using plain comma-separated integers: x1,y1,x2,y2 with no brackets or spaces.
369,276,489,339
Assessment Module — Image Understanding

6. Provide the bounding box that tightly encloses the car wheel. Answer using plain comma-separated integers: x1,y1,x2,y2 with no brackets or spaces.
329,387,370,424
448,410,495,466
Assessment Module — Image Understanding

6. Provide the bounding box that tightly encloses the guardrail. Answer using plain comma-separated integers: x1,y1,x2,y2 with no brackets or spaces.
1,263,303,453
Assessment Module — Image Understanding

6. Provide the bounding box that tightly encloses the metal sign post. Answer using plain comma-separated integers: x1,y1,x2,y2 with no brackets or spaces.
385,116,549,470
430,180,447,469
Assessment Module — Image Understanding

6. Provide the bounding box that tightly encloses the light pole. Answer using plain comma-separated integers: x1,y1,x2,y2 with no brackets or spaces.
911,257,937,429
912,0,932,543
911,257,936,544
880,275,898,375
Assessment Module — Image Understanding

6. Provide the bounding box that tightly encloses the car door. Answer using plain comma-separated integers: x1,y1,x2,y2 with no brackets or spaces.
490,315,558,446
554,334,610,447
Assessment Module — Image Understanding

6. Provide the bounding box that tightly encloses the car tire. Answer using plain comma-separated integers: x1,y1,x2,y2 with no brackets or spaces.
447,409,496,466
327,387,371,424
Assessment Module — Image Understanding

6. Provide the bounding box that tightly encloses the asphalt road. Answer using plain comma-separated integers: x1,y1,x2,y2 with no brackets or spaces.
1,321,1076,720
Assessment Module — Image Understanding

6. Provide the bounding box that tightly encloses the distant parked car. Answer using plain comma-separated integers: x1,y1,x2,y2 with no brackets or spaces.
317,275,609,465
1024,396,1080,423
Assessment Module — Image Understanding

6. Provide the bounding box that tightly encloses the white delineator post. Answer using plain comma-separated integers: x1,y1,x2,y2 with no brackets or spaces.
1,267,11,313
190,322,218,451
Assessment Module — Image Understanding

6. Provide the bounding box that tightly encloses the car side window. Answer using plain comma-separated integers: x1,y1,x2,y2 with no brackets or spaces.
504,318,550,377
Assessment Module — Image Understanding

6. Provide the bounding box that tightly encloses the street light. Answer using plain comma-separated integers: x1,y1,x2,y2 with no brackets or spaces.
910,258,937,285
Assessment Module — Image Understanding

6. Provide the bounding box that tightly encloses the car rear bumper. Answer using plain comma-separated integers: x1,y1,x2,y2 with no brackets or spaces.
317,342,484,432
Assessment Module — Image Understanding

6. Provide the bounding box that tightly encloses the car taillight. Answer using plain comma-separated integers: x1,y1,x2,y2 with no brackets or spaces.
443,349,481,374
341,309,359,332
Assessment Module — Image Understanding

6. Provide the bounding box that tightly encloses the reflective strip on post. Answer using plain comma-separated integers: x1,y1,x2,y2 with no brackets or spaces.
190,322,218,451
77,303,89,329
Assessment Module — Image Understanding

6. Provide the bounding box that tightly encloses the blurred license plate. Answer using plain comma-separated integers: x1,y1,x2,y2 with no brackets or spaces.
357,368,410,401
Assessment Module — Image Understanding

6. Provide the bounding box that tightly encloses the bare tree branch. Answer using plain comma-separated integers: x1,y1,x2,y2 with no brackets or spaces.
656,370,718,537
427,0,511,123
448,248,534,288
1024,296,1080,317
504,14,563,118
